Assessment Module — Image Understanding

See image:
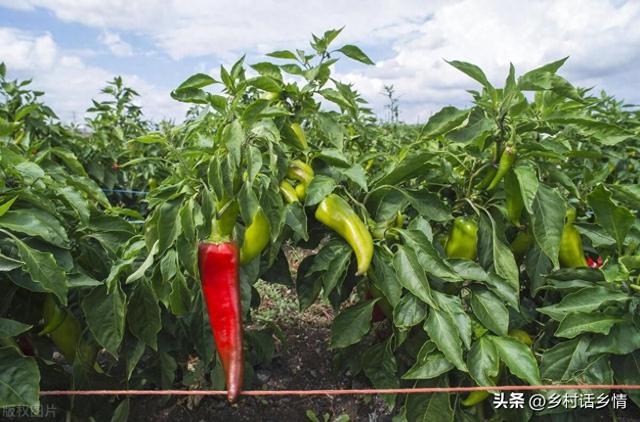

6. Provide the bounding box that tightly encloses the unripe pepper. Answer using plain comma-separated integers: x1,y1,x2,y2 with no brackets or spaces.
315,194,373,276
42,297,96,365
487,144,517,190
279,180,299,204
239,207,271,264
295,183,306,200
290,123,308,150
510,230,532,259
461,390,490,407
198,240,243,402
287,160,314,187
559,208,587,268
504,170,523,227
476,167,497,190
40,295,66,335
508,329,533,346
216,199,239,238
445,217,478,260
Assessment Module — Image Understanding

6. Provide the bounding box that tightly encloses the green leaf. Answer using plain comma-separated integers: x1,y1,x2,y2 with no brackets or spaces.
432,290,472,350
446,60,494,91
468,336,500,386
126,241,159,285
403,379,454,422
402,341,454,379
424,309,467,372
127,281,161,350
0,346,40,407
393,246,436,308
398,230,461,282
513,164,539,214
372,152,435,187
322,250,350,299
110,398,130,422
370,251,402,307
393,293,428,328
540,337,591,381
0,318,32,337
555,312,622,339
470,287,508,336
285,204,308,241
587,185,635,251
483,209,519,289
590,322,640,355
531,184,566,268
489,335,541,385
362,341,398,408
0,208,69,248
176,73,217,90
343,165,368,191
83,284,126,357
336,44,374,65
611,351,640,407
304,175,336,206
537,286,630,321
330,299,377,348
405,191,452,222
12,237,68,305
0,196,17,217
157,200,181,255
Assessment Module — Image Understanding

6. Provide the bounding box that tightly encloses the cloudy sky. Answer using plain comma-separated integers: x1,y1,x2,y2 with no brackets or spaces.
1,0,639,124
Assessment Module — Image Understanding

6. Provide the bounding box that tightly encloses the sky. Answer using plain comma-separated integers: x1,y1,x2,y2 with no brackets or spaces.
1,0,639,124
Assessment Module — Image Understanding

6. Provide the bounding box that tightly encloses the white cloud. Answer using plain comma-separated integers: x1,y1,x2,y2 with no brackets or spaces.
0,27,187,122
336,0,640,122
98,31,133,57
1,1,640,121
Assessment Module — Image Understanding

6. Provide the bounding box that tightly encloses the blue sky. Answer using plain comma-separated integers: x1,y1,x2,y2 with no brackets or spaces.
1,0,639,123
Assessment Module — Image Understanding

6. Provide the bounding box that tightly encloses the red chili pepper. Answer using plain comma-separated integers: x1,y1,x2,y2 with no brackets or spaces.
198,241,244,402
586,256,603,269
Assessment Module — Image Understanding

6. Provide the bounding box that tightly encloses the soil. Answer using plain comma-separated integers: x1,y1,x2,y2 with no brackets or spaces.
128,309,393,422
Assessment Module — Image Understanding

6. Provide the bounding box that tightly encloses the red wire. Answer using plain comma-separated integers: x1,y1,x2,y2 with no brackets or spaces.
40,385,640,396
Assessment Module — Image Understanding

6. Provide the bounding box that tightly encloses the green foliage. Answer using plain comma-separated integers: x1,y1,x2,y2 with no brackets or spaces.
1,27,639,421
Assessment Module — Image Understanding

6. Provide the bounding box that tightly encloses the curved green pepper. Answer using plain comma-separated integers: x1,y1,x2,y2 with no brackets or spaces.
290,123,308,150
280,180,299,204
504,170,523,226
461,390,490,407
295,183,306,200
559,208,587,268
287,160,314,187
240,207,271,264
40,295,66,335
445,217,478,260
510,230,532,259
487,144,517,190
476,167,497,189
45,306,96,365
216,199,239,238
315,194,373,276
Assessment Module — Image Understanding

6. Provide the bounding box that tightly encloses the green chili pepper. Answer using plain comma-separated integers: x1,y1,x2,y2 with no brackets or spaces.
487,144,517,190
280,180,299,204
504,170,524,226
559,208,587,268
240,207,271,264
315,194,374,276
287,160,314,187
445,217,478,260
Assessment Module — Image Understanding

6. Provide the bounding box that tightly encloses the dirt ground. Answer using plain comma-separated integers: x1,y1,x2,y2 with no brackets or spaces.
128,302,393,422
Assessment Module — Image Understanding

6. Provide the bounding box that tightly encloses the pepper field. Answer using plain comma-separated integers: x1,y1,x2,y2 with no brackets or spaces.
1,28,640,421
